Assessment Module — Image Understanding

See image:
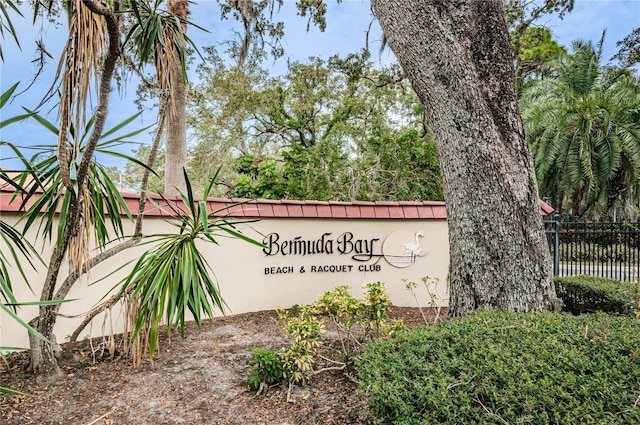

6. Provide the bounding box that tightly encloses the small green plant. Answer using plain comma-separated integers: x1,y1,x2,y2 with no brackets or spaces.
404,275,444,324
247,282,397,401
277,306,324,401
314,282,398,356
362,281,392,336
246,347,285,395
76,360,90,369
315,285,364,355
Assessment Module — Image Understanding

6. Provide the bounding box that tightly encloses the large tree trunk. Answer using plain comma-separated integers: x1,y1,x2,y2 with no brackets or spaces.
165,0,189,196
371,0,559,316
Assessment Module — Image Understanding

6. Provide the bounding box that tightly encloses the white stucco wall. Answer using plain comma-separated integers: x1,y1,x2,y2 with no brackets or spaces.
1,213,449,350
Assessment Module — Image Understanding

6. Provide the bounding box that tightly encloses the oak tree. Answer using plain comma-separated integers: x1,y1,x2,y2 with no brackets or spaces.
371,0,560,316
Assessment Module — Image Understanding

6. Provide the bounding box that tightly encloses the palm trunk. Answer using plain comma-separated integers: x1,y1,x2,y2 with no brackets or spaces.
164,0,189,196
28,0,122,384
371,0,559,316
28,317,64,384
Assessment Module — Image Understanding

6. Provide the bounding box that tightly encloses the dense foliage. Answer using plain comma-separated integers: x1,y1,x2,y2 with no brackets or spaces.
230,129,443,201
183,50,443,201
512,27,567,93
358,311,640,424
554,275,639,316
558,241,640,265
521,38,640,219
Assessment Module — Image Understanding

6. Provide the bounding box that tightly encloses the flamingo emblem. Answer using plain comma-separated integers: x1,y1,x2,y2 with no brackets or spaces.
401,230,425,261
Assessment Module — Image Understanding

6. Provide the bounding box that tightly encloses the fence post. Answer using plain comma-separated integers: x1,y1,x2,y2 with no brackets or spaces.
553,214,560,276
544,214,560,276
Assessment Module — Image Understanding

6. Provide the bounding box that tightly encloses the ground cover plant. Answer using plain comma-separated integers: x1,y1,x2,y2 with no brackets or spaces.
246,282,406,402
357,311,640,424
555,275,639,316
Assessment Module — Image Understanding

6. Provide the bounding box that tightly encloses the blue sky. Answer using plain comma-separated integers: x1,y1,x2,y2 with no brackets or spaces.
1,0,639,169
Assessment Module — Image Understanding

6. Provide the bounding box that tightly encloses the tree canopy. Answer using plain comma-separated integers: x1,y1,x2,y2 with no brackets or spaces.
521,37,640,219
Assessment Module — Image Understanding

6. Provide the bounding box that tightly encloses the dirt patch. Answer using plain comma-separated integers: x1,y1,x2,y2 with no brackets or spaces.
1,307,444,425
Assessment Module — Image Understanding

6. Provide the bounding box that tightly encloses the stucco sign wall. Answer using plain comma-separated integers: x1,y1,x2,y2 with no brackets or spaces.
0,194,450,349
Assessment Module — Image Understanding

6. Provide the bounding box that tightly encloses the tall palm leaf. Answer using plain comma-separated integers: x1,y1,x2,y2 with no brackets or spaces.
0,82,41,310
1,83,75,395
124,0,202,195
0,0,22,61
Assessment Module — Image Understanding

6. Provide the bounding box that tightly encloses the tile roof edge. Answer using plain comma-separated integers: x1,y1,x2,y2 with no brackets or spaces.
0,189,551,219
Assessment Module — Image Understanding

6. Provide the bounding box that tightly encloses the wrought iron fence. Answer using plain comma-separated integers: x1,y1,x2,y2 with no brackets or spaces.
544,218,640,282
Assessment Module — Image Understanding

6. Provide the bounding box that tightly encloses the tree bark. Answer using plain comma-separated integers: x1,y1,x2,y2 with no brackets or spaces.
371,0,559,316
164,0,189,196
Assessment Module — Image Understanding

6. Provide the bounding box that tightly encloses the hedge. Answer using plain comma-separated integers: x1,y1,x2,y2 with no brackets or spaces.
358,311,640,424
554,275,639,316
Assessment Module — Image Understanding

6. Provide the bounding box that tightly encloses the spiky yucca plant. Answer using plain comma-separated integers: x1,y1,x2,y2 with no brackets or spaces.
119,168,263,364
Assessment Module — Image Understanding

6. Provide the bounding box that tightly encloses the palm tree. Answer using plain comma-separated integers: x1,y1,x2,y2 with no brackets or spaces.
521,35,640,219
164,0,189,196
2,0,254,385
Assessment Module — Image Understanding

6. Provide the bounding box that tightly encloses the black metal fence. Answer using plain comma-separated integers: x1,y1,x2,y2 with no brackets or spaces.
544,218,640,282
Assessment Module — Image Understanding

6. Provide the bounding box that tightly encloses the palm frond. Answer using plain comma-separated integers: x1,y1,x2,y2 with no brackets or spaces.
5,111,153,281
0,0,23,62
521,36,640,218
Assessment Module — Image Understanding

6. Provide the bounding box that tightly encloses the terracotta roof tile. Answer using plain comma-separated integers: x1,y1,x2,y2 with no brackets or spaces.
231,197,251,203
433,207,447,219
241,204,261,217
359,205,376,218
403,206,420,219
254,198,281,204
345,206,361,218
374,206,390,218
258,206,275,217
418,206,435,219
302,205,317,217
0,187,541,221
227,205,245,217
272,204,289,216
331,205,348,218
286,204,304,217
539,199,555,216
389,207,405,219
316,204,332,218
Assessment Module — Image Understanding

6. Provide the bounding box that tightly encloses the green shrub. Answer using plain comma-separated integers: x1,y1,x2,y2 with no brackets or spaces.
246,347,285,393
554,276,639,316
278,307,324,387
358,311,640,424
362,281,393,335
247,282,400,399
